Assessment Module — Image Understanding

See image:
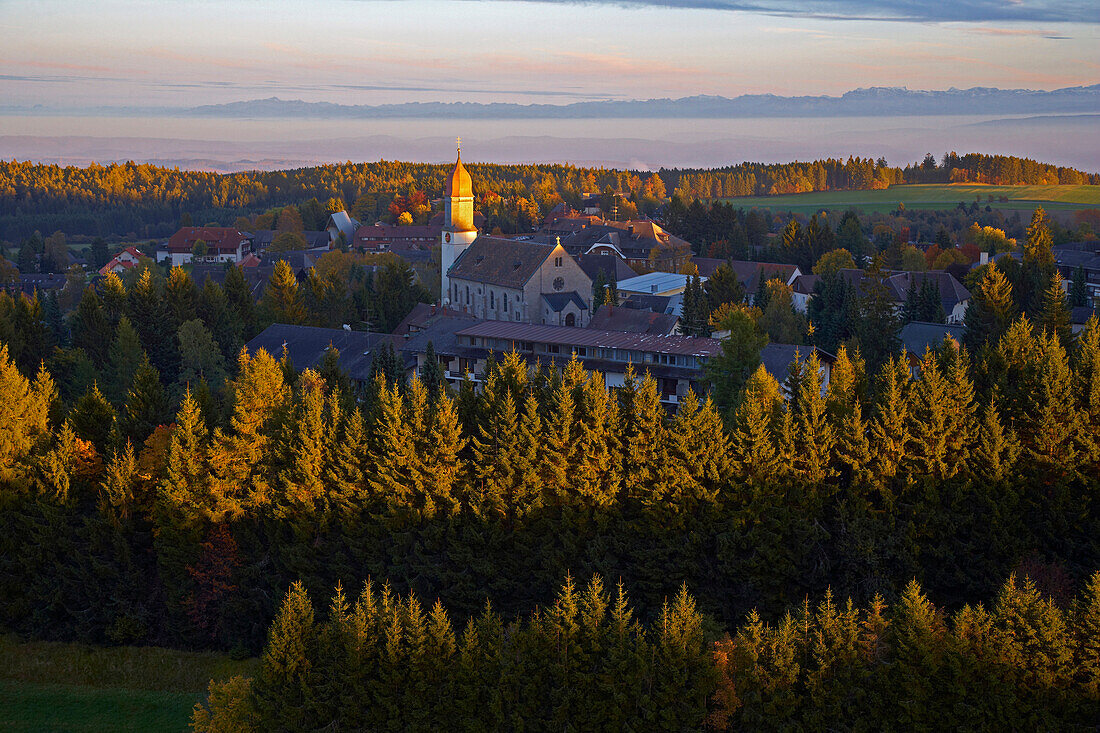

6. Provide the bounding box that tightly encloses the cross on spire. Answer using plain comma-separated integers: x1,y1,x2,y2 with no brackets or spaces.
456,137,461,156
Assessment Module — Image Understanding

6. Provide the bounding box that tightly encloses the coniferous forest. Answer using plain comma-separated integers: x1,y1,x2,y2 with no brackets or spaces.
1,249,1100,727
1,151,1095,239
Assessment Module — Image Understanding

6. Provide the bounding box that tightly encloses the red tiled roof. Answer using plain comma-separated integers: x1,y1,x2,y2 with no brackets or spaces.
168,227,249,254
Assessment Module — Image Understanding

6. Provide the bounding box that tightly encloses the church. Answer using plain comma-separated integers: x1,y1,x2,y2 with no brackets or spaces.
441,147,593,327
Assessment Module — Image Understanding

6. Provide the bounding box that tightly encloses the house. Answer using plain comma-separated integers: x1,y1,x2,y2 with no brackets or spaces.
354,224,441,253
586,304,679,335
245,324,393,383
253,230,330,252
759,343,835,393
1071,306,1097,334
406,319,723,408
616,272,703,298
446,235,593,327
533,219,694,272
791,269,971,324
12,272,68,295
1053,244,1100,306
391,302,477,337
98,246,144,276
325,211,360,246
575,252,638,287
899,321,967,372
167,227,252,266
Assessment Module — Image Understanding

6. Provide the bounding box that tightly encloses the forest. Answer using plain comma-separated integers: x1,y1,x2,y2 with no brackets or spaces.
1,151,1095,240
0,213,1099,727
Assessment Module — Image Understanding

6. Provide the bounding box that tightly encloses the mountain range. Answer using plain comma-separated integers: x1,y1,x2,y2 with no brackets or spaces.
180,85,1100,119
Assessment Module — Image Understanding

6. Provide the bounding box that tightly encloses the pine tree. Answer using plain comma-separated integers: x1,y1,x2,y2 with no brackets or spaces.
908,349,951,478
177,318,228,391
869,356,912,492
69,382,117,456
120,355,170,447
680,274,709,337
262,260,308,325
71,287,112,367
729,364,782,491
891,580,944,729
421,341,447,404
165,266,198,331
276,370,331,519
98,272,128,327
0,344,53,475
1074,571,1100,698
1021,207,1056,313
107,315,145,405
973,397,1019,483
254,581,318,730
128,268,175,379
197,277,244,365
160,388,214,522
1036,270,1072,347
1069,265,1090,308
222,264,257,339
792,351,835,484
100,440,138,522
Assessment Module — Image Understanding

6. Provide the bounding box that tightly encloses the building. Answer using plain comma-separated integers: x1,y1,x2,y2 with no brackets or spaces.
447,235,593,327
98,246,144,276
325,211,360,247
899,321,966,373
355,224,440,253
245,324,392,383
538,220,693,272
440,147,480,304
586,304,679,335
167,227,252,266
407,319,722,407
1054,243,1100,306
616,271,703,298
792,268,971,324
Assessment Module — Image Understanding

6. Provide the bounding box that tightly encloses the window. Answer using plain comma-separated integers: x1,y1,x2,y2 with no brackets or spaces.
465,286,470,305
565,313,576,327
503,293,508,312
490,291,495,309
555,257,563,267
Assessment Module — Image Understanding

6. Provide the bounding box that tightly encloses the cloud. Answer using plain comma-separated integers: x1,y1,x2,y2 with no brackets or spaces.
963,26,1071,38
461,0,1099,24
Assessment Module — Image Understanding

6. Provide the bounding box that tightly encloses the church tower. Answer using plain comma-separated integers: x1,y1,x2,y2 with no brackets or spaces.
441,142,478,306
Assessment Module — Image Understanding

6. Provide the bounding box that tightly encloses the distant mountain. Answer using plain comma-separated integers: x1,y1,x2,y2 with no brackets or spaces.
184,85,1100,119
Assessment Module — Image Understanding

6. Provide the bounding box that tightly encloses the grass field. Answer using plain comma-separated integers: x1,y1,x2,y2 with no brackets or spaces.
719,184,1100,215
0,634,257,733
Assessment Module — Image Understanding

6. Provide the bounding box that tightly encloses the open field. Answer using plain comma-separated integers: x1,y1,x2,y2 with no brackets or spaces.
719,184,1100,215
0,634,257,733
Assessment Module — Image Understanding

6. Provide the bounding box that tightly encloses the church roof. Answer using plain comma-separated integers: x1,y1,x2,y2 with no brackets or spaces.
445,154,473,198
448,236,555,289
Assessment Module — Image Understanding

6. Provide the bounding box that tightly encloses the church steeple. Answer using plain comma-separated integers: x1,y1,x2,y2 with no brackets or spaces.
444,140,475,232
441,141,479,306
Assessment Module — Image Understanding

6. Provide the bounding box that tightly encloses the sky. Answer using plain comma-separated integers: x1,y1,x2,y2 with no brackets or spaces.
2,0,1098,111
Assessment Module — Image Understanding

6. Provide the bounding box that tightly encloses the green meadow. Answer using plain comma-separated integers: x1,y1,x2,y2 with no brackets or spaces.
720,183,1100,215
0,635,257,733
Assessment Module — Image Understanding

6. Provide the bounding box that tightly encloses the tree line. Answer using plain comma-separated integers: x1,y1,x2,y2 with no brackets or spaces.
2,152,1094,240
192,570,1100,730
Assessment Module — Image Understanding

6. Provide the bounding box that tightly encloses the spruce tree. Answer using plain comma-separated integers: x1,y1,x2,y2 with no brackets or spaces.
71,287,112,367
222,264,257,339
98,272,128,328
964,263,1016,352
680,274,709,337
1036,270,1072,347
1069,265,1090,308
197,277,244,365
254,581,318,730
128,268,175,379
729,364,782,490
165,266,198,332
69,382,117,456
262,260,308,325
107,315,145,405
1021,207,1056,313
120,355,170,447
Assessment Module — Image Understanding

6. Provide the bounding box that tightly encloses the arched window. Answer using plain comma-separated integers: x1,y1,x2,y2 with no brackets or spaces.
565,312,576,327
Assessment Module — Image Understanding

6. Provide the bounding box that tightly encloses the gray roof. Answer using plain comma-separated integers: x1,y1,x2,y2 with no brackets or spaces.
575,253,637,284
456,320,721,357
759,343,834,385
245,324,392,381
398,316,480,360
448,236,554,289
1071,306,1096,325
899,321,967,357
326,211,359,242
587,305,678,335
542,291,588,312
619,292,684,317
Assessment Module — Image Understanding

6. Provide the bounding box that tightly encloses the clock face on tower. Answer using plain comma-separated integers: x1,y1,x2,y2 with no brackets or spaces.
553,277,565,291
